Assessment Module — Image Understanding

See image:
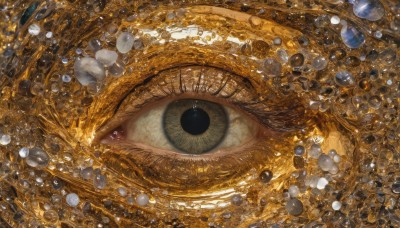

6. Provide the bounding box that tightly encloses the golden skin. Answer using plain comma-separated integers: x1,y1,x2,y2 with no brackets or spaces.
0,0,399,227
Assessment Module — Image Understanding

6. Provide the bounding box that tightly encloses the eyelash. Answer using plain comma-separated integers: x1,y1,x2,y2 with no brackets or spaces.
108,65,305,134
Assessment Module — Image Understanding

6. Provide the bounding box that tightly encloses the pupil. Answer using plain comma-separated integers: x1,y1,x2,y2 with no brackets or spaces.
180,108,210,135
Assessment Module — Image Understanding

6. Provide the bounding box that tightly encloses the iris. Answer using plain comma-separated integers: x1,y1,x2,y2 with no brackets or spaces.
163,99,228,154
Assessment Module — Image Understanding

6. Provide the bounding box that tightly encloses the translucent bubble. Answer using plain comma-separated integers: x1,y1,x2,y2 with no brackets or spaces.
136,193,149,206
116,32,134,54
286,198,303,216
0,134,11,145
74,57,105,86
28,23,40,36
335,71,355,87
317,177,329,190
340,22,365,49
19,147,29,158
263,58,282,77
353,0,385,22
231,194,243,206
332,201,342,210
66,193,80,207
26,148,49,168
311,56,328,70
95,49,118,67
288,185,300,197
93,173,107,189
318,154,334,171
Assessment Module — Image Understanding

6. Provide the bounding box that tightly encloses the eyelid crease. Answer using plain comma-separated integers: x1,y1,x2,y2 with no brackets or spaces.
95,65,305,143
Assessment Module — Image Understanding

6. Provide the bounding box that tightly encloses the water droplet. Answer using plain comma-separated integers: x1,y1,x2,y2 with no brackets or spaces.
309,144,322,158
392,182,400,194
286,198,303,216
317,177,329,189
311,56,328,70
231,194,243,206
340,22,365,48
116,32,134,54
335,71,355,87
0,134,11,145
93,173,107,189
109,60,125,77
353,0,385,21
263,58,281,77
62,74,71,83
379,49,397,65
136,193,149,206
118,187,127,197
28,23,40,36
288,185,300,197
26,148,49,168
294,145,305,156
259,170,273,183
19,147,29,158
80,167,94,180
289,53,305,67
332,201,342,210
330,15,341,24
66,193,80,207
74,57,105,86
277,49,288,63
273,37,282,45
318,154,334,171
88,39,102,51
95,49,118,67
46,32,53,38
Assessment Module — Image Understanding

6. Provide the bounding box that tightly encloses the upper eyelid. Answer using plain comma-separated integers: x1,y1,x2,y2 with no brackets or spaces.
94,65,305,144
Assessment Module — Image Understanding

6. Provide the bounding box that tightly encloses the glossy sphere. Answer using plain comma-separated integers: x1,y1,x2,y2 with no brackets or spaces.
353,0,385,21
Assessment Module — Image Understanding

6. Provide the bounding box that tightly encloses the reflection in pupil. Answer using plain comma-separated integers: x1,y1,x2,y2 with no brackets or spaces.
180,108,210,135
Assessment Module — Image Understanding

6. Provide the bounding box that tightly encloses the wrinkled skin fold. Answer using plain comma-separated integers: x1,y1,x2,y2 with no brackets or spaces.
0,0,399,227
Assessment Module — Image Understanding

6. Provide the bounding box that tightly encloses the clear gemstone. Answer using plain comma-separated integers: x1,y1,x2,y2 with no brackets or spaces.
80,167,94,180
353,0,385,21
28,23,40,35
66,193,80,207
288,185,300,197
26,148,49,168
311,56,328,70
19,147,29,158
136,193,149,206
330,15,341,24
317,177,329,189
332,201,342,210
340,22,365,49
95,49,118,67
285,198,303,216
335,71,355,87
74,57,105,86
294,145,305,156
318,154,334,171
116,32,134,54
309,144,322,158
109,60,125,77
263,58,281,77
93,173,107,189
0,134,11,145
231,194,243,206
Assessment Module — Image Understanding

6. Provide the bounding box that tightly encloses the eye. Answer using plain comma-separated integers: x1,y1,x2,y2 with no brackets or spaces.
110,97,257,154
94,66,304,189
